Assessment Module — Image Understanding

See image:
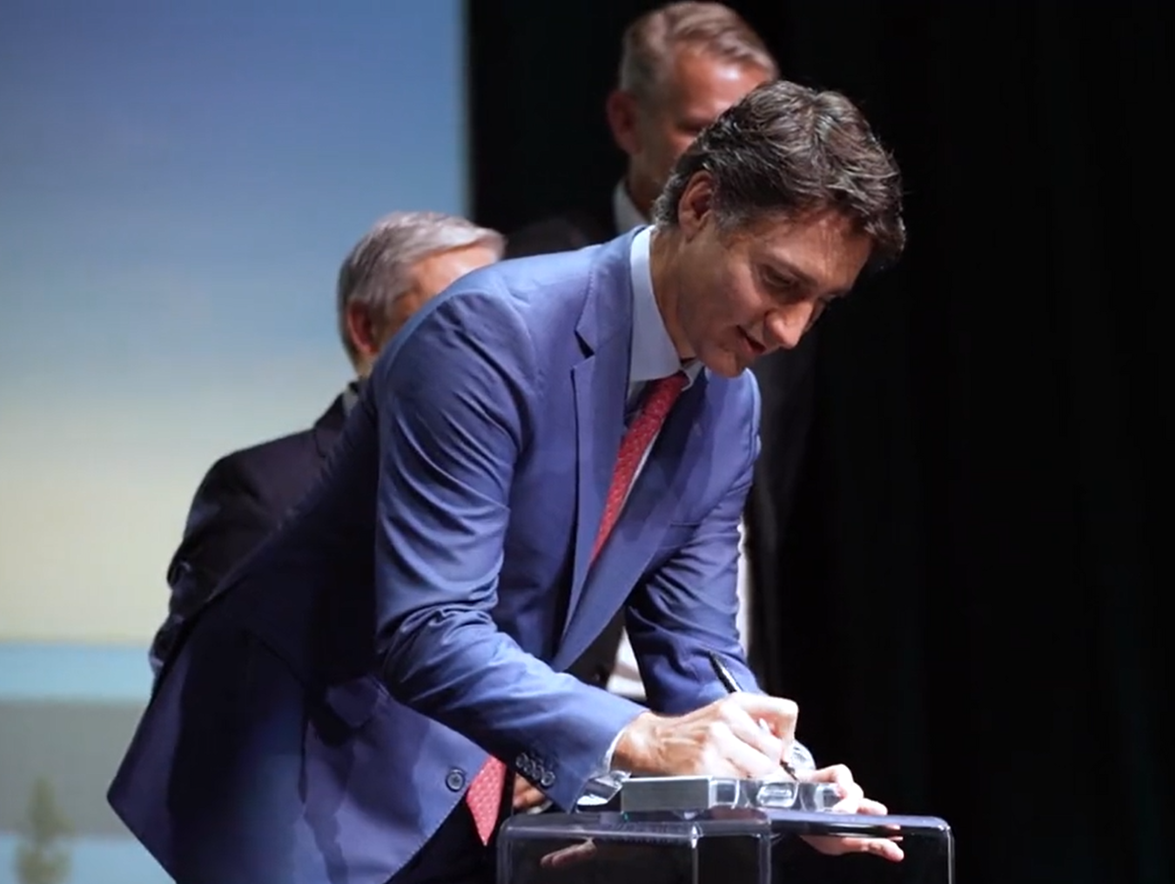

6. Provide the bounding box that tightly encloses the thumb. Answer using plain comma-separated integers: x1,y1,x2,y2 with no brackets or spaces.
727,692,798,742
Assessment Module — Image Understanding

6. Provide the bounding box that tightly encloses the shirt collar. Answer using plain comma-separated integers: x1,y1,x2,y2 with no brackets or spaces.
628,226,702,388
612,180,649,237
341,379,361,414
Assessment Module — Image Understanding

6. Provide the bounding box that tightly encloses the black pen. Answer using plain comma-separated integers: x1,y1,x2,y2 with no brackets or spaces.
707,651,799,779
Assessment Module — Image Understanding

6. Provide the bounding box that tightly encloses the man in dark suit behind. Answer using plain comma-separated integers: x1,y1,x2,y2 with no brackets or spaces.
148,211,505,676
506,1,815,700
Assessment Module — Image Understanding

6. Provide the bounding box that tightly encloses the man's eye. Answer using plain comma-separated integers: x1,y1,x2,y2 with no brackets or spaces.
765,271,796,293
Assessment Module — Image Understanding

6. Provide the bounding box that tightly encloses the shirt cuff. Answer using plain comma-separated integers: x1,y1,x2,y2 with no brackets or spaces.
574,727,631,806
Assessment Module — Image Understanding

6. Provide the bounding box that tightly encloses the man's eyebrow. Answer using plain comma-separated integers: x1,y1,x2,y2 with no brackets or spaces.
767,258,851,298
766,257,817,287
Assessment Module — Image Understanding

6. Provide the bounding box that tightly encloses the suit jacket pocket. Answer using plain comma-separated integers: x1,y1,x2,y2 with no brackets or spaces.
247,625,385,739
313,675,387,743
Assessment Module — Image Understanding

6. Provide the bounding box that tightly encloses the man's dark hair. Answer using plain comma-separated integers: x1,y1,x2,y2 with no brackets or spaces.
653,80,906,268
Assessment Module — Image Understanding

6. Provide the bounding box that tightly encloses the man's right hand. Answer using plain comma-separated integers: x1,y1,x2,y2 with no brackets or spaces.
611,693,798,777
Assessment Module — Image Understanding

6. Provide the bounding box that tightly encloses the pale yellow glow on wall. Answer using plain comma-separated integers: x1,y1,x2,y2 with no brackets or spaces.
0,365,345,644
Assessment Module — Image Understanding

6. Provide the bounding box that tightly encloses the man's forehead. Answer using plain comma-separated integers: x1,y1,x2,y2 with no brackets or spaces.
657,48,770,111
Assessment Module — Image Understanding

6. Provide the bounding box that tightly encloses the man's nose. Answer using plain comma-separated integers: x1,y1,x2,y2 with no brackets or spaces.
765,302,816,350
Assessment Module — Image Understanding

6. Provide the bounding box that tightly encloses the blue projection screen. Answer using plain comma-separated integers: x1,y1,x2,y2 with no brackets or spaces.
0,2,467,879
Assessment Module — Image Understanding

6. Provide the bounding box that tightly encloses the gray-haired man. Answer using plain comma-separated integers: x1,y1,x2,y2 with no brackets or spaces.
149,211,503,674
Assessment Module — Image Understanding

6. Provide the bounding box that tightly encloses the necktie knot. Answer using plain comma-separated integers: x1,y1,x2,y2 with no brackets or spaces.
638,371,687,423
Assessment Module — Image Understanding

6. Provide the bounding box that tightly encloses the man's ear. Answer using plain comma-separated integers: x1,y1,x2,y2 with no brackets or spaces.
344,301,381,367
605,89,642,157
676,170,716,238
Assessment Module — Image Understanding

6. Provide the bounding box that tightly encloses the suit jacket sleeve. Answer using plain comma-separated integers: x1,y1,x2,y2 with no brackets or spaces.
370,286,643,811
625,379,764,714
149,457,276,673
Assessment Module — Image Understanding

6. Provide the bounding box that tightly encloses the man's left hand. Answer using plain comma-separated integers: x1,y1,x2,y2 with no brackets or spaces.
799,765,904,862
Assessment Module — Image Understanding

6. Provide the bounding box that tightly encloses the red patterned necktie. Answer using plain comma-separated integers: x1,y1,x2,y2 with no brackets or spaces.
592,372,688,559
465,371,688,845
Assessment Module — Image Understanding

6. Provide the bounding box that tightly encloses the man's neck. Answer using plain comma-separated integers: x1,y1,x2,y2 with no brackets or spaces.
623,173,657,220
613,178,650,236
647,227,692,361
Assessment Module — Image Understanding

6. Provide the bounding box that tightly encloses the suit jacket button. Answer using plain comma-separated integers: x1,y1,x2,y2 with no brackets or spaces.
540,771,555,788
445,768,466,792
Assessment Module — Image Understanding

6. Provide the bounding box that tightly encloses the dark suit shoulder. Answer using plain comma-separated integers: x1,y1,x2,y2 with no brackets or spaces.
505,209,614,258
175,426,328,592
153,426,327,673
203,395,345,502
205,428,320,503
152,400,347,675
177,427,321,573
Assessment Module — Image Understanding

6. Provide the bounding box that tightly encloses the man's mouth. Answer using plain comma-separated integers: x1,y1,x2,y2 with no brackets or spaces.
738,327,766,356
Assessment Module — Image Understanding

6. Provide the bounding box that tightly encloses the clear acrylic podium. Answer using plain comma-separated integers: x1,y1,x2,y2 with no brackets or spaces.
498,807,953,884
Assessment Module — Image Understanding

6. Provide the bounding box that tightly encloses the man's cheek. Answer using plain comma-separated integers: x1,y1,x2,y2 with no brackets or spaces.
669,133,696,161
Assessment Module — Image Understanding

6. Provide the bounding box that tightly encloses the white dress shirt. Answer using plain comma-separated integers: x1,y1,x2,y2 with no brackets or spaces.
606,186,755,699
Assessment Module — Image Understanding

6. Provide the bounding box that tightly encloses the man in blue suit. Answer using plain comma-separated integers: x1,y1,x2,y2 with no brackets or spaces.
109,80,907,884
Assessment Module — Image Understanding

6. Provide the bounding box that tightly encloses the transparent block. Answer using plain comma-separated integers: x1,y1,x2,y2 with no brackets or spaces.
498,808,953,884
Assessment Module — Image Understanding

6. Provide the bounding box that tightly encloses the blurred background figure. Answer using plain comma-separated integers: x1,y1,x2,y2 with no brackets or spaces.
150,211,504,674
508,1,776,255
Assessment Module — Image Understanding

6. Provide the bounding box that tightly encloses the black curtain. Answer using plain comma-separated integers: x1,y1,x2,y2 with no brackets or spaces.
468,3,1173,883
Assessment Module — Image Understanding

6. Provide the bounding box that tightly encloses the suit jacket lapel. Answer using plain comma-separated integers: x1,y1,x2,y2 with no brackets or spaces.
556,373,710,667
563,235,637,644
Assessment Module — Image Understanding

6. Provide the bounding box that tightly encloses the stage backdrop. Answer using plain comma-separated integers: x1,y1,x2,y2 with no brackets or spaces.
0,1,468,880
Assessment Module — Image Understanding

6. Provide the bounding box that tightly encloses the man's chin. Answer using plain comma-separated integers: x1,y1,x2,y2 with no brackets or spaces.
698,349,748,379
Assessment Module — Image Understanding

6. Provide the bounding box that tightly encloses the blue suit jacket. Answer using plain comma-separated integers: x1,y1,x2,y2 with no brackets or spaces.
108,231,763,884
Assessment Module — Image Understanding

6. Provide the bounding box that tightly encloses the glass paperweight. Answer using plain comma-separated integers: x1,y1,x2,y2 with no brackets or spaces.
618,775,841,814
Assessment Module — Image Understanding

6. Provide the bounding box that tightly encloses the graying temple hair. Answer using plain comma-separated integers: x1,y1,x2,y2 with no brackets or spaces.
336,211,504,367
617,2,778,105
